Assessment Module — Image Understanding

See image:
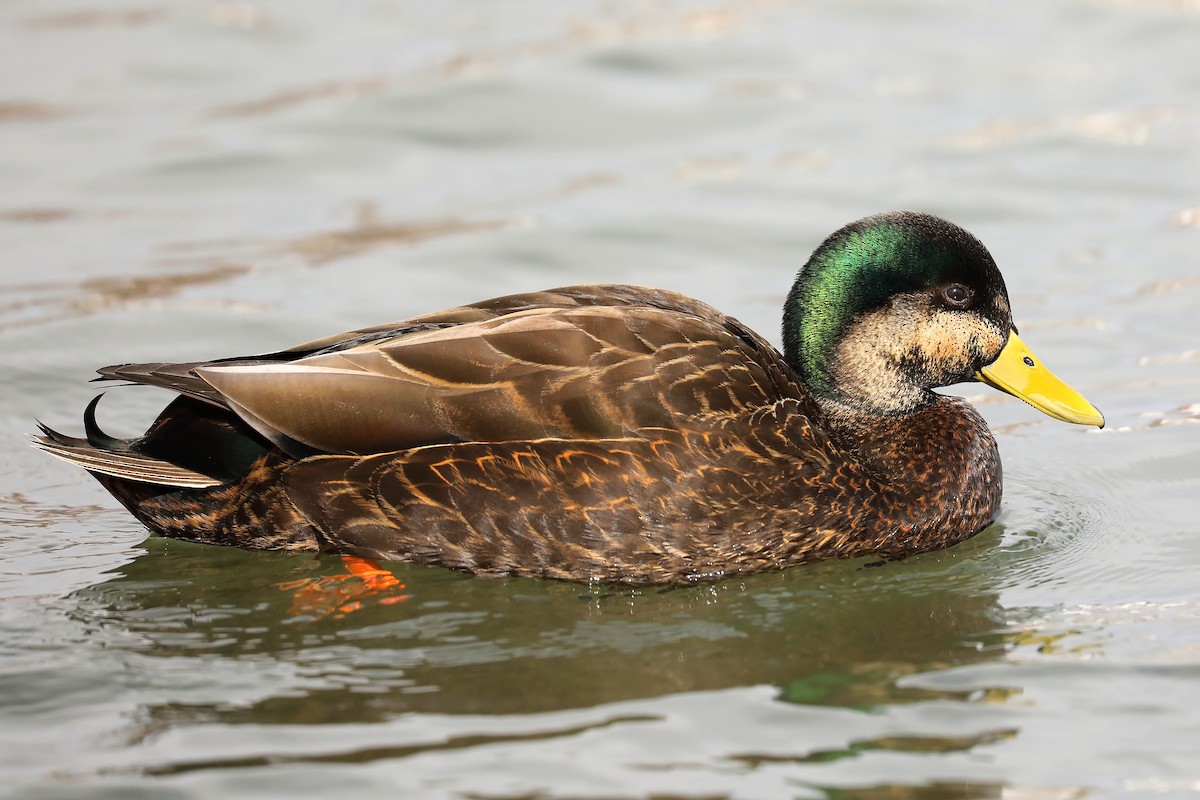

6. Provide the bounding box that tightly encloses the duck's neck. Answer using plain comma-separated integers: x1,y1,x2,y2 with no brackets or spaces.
817,393,1003,530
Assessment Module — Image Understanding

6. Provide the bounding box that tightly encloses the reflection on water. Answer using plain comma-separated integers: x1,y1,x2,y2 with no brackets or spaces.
73,531,1008,725
45,531,1036,794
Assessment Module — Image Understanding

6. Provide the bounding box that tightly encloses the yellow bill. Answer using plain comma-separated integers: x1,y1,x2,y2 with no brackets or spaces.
976,330,1104,428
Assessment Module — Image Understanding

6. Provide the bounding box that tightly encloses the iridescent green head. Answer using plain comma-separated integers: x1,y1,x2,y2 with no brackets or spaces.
782,212,1013,412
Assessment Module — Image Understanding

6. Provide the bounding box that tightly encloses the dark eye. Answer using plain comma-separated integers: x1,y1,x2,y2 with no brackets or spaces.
941,284,972,308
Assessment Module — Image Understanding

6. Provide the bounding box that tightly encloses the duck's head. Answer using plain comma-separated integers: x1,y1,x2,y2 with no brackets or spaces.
783,211,1103,427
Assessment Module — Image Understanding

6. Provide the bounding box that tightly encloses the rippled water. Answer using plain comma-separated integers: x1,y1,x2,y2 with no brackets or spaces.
3,1,1199,797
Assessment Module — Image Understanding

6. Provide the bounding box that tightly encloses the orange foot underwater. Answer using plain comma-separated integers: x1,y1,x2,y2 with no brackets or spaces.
278,555,410,619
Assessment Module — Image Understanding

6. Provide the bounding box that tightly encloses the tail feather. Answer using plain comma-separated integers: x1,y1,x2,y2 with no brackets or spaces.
31,425,223,489
83,393,128,450
35,419,89,448
32,393,318,551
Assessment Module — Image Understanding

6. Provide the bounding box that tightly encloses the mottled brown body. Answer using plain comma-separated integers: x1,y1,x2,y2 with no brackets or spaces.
281,399,1001,583
38,282,1004,585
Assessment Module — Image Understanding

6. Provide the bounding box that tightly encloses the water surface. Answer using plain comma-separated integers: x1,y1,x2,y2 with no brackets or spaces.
2,1,1199,797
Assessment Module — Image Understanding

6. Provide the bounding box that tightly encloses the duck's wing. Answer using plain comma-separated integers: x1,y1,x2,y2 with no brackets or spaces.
95,285,802,457
93,285,722,406
196,304,798,456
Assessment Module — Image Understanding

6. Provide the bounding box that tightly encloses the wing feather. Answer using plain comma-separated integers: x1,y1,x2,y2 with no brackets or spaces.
89,285,802,457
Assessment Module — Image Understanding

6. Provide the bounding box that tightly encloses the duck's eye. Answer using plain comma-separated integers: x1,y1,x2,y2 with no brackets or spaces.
941,284,973,308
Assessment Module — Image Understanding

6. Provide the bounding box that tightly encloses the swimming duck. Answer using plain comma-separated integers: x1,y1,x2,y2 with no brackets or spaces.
35,212,1103,585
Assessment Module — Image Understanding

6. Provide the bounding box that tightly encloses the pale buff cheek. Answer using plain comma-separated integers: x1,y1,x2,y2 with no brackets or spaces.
914,313,1006,374
831,297,1008,411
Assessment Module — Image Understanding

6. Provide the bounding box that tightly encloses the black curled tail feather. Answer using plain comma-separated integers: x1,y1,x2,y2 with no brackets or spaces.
31,393,223,489
83,393,128,451
33,393,321,551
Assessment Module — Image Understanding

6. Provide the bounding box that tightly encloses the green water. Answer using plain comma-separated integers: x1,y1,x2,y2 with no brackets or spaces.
3,1,1199,797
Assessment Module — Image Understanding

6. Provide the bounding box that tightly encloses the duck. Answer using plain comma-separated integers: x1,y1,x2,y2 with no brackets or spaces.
34,211,1104,585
